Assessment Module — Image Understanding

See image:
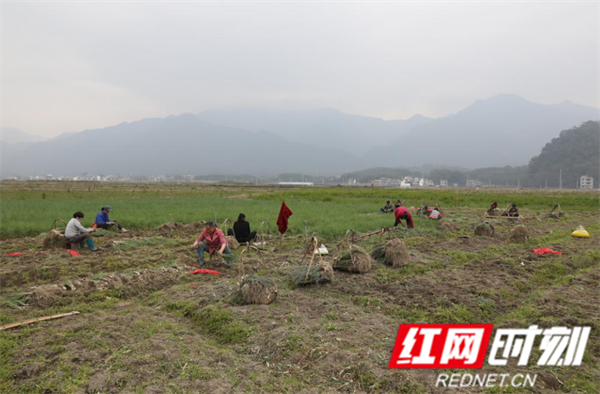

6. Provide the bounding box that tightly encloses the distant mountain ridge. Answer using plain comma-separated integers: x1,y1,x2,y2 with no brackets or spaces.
1,94,598,177
1,114,363,177
196,108,433,156
364,94,598,168
0,128,44,144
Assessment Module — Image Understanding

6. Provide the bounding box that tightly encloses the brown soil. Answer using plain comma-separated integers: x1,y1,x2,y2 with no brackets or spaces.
1,208,599,394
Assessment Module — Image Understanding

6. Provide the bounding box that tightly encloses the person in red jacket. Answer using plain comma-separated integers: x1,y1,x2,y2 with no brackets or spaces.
393,204,414,229
192,222,232,266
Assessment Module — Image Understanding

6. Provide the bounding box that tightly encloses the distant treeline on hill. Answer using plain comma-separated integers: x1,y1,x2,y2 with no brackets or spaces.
527,121,599,189
341,121,599,188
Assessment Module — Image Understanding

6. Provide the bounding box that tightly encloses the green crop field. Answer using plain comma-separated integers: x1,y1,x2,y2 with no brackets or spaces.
0,181,598,238
1,181,599,394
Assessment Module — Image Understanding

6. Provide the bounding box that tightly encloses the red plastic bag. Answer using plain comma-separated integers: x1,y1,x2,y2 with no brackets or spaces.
533,248,562,255
65,249,80,257
5,252,27,256
190,269,221,275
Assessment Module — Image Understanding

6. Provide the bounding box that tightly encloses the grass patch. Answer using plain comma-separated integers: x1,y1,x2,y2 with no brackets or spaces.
166,302,253,344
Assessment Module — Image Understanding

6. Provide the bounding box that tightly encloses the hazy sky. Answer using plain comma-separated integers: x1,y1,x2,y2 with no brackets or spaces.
2,1,598,138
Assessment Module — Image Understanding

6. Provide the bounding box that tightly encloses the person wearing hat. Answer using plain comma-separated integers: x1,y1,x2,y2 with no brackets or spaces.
95,206,129,232
227,213,258,243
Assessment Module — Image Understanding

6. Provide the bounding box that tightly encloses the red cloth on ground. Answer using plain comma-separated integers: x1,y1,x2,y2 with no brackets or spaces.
533,248,562,255
277,201,293,234
190,269,221,275
65,249,80,256
6,253,27,256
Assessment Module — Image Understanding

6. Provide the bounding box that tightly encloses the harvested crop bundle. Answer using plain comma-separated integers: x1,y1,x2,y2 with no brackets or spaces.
43,229,67,249
239,275,278,305
509,225,529,242
289,262,334,285
333,245,372,273
226,236,240,250
474,222,495,237
384,239,410,267
370,245,386,263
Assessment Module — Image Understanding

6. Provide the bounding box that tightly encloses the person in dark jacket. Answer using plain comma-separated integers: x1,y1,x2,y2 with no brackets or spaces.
227,213,257,243
508,203,519,217
380,201,394,214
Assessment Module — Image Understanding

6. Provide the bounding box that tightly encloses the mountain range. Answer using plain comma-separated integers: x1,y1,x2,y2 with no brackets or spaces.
1,94,598,177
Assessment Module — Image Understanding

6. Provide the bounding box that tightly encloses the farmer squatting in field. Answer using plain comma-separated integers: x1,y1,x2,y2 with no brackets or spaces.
192,221,233,266
65,211,100,251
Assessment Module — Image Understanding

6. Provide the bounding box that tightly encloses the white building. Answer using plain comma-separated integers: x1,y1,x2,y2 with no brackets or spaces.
279,182,314,186
466,179,483,188
439,179,448,187
580,176,594,189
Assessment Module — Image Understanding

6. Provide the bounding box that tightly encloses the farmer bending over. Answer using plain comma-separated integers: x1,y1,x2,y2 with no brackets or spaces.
393,203,414,229
428,207,443,220
227,213,257,243
193,221,233,266
65,211,100,251
95,206,129,233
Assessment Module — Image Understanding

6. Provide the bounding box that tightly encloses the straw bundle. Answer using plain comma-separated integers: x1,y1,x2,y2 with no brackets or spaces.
474,222,495,237
384,239,410,267
239,275,278,305
333,245,372,273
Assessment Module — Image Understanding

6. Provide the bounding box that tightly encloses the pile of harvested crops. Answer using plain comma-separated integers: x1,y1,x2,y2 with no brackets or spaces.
333,245,372,273
474,222,495,237
509,225,529,242
289,262,334,285
43,229,67,249
184,221,206,232
157,222,185,236
226,236,240,250
384,239,410,267
370,245,386,263
238,275,278,304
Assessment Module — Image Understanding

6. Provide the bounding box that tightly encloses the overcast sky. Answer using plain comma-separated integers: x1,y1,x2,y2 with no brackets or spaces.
2,1,598,138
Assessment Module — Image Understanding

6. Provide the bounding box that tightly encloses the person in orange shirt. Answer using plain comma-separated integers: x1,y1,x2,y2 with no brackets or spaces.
192,222,232,266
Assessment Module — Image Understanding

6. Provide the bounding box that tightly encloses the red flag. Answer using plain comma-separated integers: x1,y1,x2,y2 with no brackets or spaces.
277,201,293,234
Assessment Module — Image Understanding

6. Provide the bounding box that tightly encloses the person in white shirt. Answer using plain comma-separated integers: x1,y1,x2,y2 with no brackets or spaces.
65,211,100,251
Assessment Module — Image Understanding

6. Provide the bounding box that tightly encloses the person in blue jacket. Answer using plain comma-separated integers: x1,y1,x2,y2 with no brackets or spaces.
95,206,129,232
